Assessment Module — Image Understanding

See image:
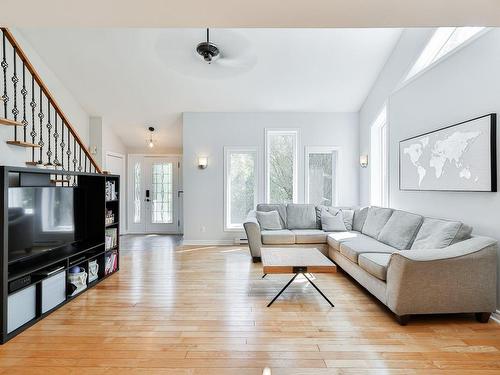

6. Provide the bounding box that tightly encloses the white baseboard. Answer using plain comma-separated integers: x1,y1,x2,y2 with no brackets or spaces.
491,310,500,324
182,239,235,246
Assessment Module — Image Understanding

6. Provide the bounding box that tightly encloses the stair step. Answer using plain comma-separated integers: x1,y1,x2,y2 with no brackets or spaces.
0,117,23,126
7,140,40,148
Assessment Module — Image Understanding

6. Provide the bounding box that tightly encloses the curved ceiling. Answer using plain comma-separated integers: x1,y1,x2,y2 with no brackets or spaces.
19,28,402,151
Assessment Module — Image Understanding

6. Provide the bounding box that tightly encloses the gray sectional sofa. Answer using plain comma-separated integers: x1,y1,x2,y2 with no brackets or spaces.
244,204,498,324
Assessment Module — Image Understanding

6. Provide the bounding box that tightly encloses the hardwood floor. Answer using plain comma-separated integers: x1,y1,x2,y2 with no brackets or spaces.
1,234,500,374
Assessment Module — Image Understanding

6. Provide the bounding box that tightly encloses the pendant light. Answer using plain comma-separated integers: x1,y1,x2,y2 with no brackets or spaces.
147,126,155,148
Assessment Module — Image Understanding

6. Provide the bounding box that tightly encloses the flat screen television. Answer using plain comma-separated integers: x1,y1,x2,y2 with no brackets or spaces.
8,187,85,263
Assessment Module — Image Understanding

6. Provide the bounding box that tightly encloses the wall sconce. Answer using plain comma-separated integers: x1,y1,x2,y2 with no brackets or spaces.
198,156,208,169
360,155,369,168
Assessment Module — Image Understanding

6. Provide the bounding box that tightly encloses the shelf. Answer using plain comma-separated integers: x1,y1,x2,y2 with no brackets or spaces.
8,241,105,281
1,165,120,344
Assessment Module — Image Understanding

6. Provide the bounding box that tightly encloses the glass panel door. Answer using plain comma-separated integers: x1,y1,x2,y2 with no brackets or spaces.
127,155,181,234
145,157,179,233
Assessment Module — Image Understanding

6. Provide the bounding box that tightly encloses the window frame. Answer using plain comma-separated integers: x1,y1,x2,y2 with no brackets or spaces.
264,128,299,204
370,106,389,207
223,146,259,231
401,27,488,88
304,146,341,207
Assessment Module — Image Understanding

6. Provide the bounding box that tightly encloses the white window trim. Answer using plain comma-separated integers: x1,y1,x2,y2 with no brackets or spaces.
264,128,299,204
396,27,490,93
304,146,341,206
370,106,389,207
223,146,259,232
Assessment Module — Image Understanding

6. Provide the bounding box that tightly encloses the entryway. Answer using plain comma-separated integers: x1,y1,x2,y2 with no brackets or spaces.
127,155,183,234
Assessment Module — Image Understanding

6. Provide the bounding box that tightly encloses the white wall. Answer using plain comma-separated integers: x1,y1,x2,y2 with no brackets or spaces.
359,28,434,205
388,29,500,308
183,112,359,244
0,29,90,167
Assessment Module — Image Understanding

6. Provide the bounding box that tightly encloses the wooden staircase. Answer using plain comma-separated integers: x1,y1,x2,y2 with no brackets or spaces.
1,28,101,179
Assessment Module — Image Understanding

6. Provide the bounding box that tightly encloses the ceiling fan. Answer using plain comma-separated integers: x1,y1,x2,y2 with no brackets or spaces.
155,28,257,79
196,28,219,64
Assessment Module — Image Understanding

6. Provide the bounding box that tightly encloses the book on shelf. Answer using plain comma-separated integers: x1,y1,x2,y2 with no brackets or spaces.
105,228,118,250
105,251,118,275
105,180,118,201
105,209,115,225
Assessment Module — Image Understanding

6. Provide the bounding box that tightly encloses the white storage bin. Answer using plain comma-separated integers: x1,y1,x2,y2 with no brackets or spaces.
7,284,36,333
41,271,66,314
88,260,99,283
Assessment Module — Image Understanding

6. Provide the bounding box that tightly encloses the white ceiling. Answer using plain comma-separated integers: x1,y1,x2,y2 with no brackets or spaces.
3,0,500,27
19,28,402,151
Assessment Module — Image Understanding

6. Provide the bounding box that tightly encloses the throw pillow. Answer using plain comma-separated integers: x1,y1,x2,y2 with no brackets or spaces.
256,210,282,230
321,210,347,232
328,207,354,231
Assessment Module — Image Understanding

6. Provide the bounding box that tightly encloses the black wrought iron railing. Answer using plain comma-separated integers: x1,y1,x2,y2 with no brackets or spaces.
0,28,102,185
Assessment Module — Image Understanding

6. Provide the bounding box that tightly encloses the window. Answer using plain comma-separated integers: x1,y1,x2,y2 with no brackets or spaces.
370,107,388,207
305,147,339,206
151,162,173,224
133,162,141,223
405,27,485,82
224,147,258,230
265,129,298,204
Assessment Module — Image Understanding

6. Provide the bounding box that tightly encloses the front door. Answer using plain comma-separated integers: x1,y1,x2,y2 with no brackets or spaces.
128,155,181,234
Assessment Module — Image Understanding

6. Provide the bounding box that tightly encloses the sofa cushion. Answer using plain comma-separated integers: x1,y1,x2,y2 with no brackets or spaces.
292,229,327,244
261,230,295,245
352,207,369,232
340,209,355,231
362,207,394,239
256,211,282,230
327,231,360,250
315,205,327,228
378,210,423,250
257,204,286,228
339,236,397,263
358,253,391,281
286,204,317,229
321,210,347,232
411,218,471,249
451,224,473,245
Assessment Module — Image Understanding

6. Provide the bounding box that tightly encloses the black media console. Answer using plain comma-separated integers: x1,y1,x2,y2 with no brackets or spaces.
0,166,120,343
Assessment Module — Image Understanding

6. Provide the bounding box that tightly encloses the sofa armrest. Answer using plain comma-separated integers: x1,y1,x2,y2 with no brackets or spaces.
243,210,262,259
386,236,498,316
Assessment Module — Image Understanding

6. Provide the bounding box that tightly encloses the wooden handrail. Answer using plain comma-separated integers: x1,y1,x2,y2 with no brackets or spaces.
1,27,102,173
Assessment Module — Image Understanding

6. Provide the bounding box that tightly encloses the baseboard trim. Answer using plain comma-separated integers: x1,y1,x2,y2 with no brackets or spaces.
491,310,500,324
182,239,235,246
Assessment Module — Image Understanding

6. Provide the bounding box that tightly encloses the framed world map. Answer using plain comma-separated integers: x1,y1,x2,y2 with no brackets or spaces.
399,114,497,192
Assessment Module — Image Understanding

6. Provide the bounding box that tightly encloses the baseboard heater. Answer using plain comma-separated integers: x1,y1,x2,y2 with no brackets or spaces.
234,238,248,245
